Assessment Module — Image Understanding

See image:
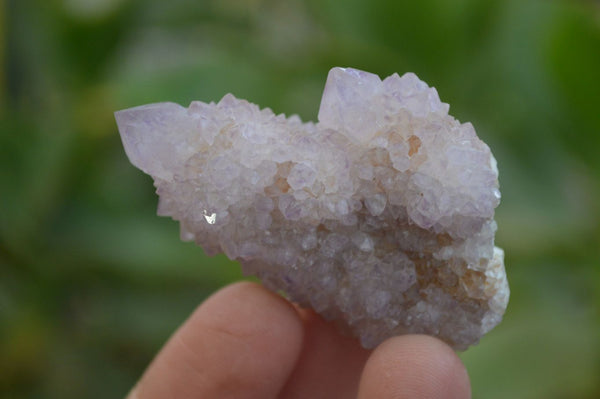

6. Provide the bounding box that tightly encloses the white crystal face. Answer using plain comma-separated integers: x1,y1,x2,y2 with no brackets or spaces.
115,67,509,350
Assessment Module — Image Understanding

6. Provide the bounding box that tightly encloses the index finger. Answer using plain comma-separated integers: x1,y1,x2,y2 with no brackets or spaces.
127,282,304,399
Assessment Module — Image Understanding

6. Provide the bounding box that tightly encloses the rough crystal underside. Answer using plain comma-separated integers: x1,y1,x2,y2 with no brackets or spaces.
115,67,509,350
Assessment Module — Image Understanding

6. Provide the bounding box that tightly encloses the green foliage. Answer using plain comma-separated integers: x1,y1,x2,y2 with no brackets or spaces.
1,0,599,397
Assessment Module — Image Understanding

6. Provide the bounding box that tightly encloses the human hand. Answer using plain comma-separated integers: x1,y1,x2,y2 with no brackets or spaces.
126,282,470,399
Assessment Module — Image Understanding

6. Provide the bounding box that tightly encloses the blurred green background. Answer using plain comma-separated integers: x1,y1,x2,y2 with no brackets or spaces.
1,0,599,397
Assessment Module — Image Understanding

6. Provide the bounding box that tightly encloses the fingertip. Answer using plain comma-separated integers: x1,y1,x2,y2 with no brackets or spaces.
357,335,471,399
134,282,304,399
190,281,304,344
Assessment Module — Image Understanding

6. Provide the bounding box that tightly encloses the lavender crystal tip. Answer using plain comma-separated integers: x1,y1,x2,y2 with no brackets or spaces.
114,67,509,350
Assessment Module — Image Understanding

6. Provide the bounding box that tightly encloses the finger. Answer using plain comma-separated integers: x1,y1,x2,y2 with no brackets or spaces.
278,308,371,399
128,282,304,399
357,335,471,399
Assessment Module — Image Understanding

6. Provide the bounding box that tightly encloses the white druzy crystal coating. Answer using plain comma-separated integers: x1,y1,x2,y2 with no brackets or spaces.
115,67,509,350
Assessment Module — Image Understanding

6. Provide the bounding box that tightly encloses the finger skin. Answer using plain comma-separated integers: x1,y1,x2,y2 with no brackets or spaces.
278,308,371,398
357,335,471,399
128,282,304,399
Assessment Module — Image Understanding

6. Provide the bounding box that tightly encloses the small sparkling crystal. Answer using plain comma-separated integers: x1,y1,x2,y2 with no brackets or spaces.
115,67,509,350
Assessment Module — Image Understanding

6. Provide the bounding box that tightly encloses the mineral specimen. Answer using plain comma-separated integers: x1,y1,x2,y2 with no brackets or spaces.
115,67,509,350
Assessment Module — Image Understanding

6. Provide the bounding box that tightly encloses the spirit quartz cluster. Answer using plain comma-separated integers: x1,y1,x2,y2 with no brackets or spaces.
115,67,509,350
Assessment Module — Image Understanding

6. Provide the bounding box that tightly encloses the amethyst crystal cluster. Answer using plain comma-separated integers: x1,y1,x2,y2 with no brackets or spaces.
115,67,509,350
